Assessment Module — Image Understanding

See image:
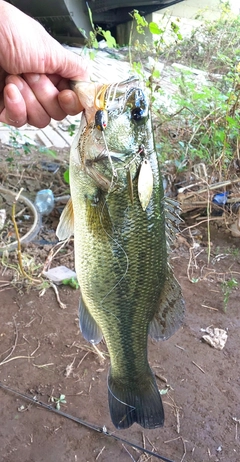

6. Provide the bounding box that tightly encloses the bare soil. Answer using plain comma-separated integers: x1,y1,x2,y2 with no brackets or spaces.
0,149,240,462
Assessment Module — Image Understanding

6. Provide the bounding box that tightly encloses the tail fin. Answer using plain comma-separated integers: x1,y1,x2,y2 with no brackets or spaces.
108,369,164,429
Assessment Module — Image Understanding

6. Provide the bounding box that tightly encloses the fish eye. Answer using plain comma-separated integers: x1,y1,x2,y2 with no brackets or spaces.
131,107,145,122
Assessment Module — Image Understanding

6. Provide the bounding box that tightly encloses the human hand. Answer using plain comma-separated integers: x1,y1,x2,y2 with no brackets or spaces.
0,1,89,128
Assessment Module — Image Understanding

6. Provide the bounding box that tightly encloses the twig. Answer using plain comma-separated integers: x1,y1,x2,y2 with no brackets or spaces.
175,345,185,351
92,343,106,362
32,362,54,368
41,238,70,273
50,281,67,309
192,361,205,374
31,340,41,357
96,446,105,460
201,304,218,311
164,396,181,434
0,317,18,365
155,372,168,384
180,437,187,462
164,436,187,462
0,355,33,365
232,417,240,441
77,352,89,368
122,444,137,461
64,357,76,378
0,287,14,292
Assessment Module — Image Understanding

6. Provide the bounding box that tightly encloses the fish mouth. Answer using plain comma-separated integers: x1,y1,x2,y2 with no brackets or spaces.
70,77,143,123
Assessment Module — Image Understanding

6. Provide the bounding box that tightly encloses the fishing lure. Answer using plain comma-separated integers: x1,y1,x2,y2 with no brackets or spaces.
94,84,110,131
137,146,153,211
95,109,108,131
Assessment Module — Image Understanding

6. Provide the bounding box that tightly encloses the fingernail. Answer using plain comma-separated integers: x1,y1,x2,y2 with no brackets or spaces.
26,73,40,83
6,84,22,102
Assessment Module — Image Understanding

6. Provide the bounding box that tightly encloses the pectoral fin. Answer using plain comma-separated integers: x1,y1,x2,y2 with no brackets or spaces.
79,297,103,344
56,198,74,241
149,266,185,341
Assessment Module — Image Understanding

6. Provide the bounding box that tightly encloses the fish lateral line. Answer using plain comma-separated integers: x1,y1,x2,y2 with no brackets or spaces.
97,197,130,305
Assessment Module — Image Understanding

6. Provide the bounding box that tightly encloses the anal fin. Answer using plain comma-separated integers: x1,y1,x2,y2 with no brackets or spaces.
79,297,103,344
149,266,185,341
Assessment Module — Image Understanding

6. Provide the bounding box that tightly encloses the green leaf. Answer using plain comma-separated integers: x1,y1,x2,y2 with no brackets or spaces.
101,30,116,48
133,11,148,27
63,169,70,184
89,31,98,48
62,277,79,289
149,22,163,35
89,50,97,60
152,69,160,78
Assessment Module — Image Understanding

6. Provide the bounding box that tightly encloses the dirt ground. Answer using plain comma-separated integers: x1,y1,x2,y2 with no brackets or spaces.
0,150,240,462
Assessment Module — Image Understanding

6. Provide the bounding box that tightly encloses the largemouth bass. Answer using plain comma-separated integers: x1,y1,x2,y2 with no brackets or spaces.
57,78,184,429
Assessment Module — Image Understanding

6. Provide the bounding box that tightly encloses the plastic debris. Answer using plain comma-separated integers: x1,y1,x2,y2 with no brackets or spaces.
201,327,228,350
212,192,229,206
34,189,55,215
0,209,6,230
43,265,77,285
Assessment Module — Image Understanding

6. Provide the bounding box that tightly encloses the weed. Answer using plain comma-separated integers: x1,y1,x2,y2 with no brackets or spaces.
221,277,238,311
125,4,240,175
50,394,67,410
86,2,116,54
5,125,57,164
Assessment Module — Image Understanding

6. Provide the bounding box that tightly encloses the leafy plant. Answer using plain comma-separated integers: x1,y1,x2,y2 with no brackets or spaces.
86,2,116,53
50,394,67,410
5,125,57,163
221,277,238,311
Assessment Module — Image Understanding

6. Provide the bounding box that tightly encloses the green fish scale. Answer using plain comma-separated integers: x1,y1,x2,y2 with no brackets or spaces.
71,148,167,385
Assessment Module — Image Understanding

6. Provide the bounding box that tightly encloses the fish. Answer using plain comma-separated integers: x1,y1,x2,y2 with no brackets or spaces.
56,77,185,430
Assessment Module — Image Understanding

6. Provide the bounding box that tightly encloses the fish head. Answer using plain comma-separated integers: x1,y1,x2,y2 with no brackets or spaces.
71,78,155,202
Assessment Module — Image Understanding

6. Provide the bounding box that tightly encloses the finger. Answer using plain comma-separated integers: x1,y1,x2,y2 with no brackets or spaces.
58,89,83,116
0,69,7,112
6,75,51,128
0,83,27,127
49,46,90,81
23,73,66,120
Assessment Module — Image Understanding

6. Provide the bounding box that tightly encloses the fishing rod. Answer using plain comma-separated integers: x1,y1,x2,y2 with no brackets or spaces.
0,381,176,462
